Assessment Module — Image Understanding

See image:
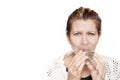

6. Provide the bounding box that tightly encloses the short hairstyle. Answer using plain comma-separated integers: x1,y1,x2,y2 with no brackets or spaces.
66,7,101,36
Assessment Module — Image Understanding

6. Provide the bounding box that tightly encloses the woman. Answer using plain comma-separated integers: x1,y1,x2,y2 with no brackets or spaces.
42,7,120,80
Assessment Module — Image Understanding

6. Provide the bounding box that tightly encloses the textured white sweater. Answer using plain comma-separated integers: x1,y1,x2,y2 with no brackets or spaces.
41,54,120,80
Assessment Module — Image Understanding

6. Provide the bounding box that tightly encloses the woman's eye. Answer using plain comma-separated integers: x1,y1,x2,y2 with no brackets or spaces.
88,33,95,36
74,33,81,36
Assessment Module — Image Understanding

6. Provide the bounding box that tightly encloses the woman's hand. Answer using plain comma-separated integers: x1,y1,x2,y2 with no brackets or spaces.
64,51,106,80
64,50,88,80
86,53,106,80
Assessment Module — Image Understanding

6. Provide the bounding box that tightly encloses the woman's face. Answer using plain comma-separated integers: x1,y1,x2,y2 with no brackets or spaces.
68,19,100,53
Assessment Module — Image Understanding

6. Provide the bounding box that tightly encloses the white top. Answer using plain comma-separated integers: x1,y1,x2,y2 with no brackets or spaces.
41,54,120,80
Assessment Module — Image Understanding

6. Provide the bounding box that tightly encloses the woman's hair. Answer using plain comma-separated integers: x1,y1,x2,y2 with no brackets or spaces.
66,7,101,36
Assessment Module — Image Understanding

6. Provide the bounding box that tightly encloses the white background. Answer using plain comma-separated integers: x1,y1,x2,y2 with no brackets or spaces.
0,0,120,80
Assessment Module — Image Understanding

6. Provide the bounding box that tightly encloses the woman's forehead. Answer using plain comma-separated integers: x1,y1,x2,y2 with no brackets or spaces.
71,19,97,32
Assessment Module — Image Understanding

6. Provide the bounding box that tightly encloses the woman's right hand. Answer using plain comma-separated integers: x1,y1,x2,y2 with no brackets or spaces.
65,50,88,80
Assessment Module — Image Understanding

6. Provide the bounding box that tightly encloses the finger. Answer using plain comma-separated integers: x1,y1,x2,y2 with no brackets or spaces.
88,53,106,79
86,58,97,67
93,57,106,78
93,54,106,78
86,61,97,74
86,62,99,79
73,52,87,66
73,56,88,71
68,54,87,72
68,66,79,77
68,50,84,67
93,53,105,72
77,61,86,73
94,53,105,66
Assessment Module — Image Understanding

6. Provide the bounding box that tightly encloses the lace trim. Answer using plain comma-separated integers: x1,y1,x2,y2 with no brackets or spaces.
44,55,120,80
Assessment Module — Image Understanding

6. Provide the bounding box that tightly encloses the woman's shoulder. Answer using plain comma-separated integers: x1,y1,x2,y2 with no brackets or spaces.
100,55,120,70
100,55,120,64
41,53,68,80
100,55,120,79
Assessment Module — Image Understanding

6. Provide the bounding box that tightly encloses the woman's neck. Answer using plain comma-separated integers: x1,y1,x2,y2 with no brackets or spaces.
81,65,91,78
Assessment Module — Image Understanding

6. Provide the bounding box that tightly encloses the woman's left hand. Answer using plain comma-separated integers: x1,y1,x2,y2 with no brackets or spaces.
86,53,106,80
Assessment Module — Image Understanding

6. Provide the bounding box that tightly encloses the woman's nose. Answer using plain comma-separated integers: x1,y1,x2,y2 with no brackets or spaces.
81,35,89,45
